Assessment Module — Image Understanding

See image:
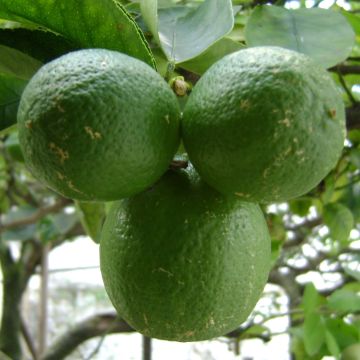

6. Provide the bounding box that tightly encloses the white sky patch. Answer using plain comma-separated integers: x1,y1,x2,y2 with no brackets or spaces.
285,1,301,9
350,229,360,240
336,0,351,10
305,0,315,7
318,0,335,9
350,239,360,249
64,205,75,214
352,84,360,95
318,225,329,237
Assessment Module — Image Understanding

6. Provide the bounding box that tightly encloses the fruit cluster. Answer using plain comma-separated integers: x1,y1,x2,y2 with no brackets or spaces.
17,46,345,341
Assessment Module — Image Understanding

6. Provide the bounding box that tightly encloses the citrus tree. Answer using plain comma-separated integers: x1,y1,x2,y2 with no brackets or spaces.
0,0,360,359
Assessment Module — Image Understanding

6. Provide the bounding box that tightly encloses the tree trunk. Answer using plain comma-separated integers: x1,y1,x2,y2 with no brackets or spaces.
142,336,152,360
41,313,134,360
0,247,24,360
38,243,50,357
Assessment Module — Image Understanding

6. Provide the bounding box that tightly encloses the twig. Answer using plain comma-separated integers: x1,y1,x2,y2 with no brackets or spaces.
257,309,303,326
337,69,358,106
284,217,322,232
41,313,134,360
333,65,360,74
21,316,39,360
84,333,107,360
334,173,360,191
0,198,71,232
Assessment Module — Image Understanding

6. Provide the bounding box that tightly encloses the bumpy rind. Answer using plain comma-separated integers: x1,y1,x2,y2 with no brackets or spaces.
182,46,346,203
18,49,180,201
100,168,271,341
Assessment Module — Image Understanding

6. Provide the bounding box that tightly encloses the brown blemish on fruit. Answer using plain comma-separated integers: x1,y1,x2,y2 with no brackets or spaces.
25,120,33,129
57,103,65,113
56,171,65,180
328,109,336,119
154,267,174,277
274,146,292,166
240,99,250,110
298,156,306,164
49,142,69,163
184,331,194,337
263,167,271,178
67,180,83,194
278,118,291,127
235,192,250,198
272,186,280,197
84,126,102,140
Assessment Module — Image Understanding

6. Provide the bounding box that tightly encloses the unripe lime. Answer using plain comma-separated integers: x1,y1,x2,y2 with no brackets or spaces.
18,49,180,201
100,167,271,341
182,46,345,203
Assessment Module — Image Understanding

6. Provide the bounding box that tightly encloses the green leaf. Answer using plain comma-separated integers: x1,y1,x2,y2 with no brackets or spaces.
241,324,270,339
323,203,354,243
142,0,234,63
4,131,24,162
342,343,360,360
75,201,106,244
37,217,59,243
304,313,326,356
0,0,154,67
342,11,360,57
140,0,160,43
328,289,360,314
179,37,244,75
289,197,312,217
325,330,340,359
0,28,77,63
321,174,336,204
0,45,42,131
0,351,12,360
0,44,42,80
0,75,27,131
350,148,360,169
326,318,359,349
302,283,323,315
245,6,355,68
2,224,36,241
51,211,78,235
0,124,17,137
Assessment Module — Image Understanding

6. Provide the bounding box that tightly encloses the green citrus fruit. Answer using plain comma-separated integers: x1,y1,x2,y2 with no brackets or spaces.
182,46,345,203
100,167,271,341
342,343,360,360
17,49,180,201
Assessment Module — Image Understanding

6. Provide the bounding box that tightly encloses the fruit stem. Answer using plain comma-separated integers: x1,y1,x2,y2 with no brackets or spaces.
170,160,188,170
165,61,176,82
